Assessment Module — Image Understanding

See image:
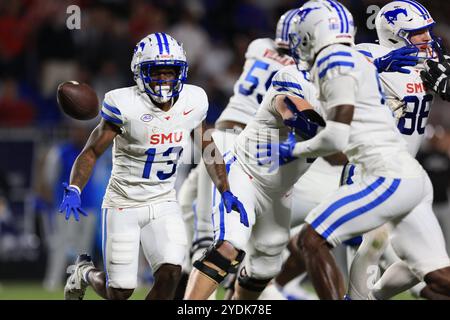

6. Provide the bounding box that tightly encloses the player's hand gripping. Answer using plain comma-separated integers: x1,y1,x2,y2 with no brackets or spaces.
282,96,325,140
221,191,249,227
420,41,450,101
59,182,88,221
374,46,419,74
256,131,298,172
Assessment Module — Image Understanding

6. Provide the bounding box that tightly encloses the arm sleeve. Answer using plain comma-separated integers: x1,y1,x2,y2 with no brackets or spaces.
292,120,351,158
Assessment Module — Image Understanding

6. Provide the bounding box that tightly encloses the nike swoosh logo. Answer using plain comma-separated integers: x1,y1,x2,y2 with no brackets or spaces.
183,108,194,116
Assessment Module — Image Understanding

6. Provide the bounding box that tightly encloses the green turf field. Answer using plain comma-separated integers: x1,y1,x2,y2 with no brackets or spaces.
0,282,416,300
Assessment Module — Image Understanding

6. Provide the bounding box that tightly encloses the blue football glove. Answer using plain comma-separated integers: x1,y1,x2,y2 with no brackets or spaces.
373,46,419,74
283,97,325,140
221,190,249,227
256,131,298,172
58,182,88,221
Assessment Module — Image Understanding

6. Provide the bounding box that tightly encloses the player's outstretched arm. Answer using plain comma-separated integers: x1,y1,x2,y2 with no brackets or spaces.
192,121,249,227
290,105,353,158
70,119,120,189
59,119,120,221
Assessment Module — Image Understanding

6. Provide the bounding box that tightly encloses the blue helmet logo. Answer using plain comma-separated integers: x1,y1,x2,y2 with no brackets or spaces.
383,8,408,25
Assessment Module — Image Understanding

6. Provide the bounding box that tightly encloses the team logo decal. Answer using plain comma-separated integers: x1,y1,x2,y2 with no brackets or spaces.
298,7,321,22
383,8,408,25
140,114,153,122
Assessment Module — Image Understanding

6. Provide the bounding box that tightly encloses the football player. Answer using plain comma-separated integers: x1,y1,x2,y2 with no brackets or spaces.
176,9,299,297
347,0,449,300
59,33,247,300
264,0,450,300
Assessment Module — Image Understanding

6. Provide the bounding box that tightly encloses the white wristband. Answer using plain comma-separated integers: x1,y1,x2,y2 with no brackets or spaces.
292,120,350,158
69,184,81,194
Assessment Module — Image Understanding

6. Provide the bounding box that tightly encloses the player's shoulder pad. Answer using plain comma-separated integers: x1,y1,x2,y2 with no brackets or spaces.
245,38,276,59
183,84,209,114
271,65,308,99
101,86,135,126
314,44,357,81
355,43,390,59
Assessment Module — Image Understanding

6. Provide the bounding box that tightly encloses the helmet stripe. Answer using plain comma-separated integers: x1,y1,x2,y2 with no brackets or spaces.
282,9,300,42
161,33,170,54
408,0,430,18
326,0,344,33
154,33,164,54
397,0,428,19
334,1,349,33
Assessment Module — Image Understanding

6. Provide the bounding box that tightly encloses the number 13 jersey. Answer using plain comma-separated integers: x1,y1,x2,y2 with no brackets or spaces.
100,85,208,208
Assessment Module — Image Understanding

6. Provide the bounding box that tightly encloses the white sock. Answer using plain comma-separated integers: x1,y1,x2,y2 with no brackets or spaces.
371,261,420,299
347,225,390,300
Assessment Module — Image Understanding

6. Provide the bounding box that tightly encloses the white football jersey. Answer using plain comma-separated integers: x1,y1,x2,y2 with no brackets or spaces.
217,38,295,125
355,43,435,156
310,44,422,178
234,65,320,194
100,85,208,208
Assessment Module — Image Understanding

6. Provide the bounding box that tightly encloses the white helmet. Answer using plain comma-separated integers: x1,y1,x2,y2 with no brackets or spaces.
275,8,301,50
375,1,435,60
131,33,188,103
289,0,355,67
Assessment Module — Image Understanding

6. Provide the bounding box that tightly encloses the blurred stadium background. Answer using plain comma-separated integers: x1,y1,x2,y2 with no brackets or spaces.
0,0,449,300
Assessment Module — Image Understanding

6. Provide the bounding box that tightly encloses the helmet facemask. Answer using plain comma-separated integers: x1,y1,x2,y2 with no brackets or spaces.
138,60,188,104
398,26,437,65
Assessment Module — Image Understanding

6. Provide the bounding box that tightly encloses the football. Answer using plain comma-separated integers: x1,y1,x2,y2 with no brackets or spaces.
57,81,99,120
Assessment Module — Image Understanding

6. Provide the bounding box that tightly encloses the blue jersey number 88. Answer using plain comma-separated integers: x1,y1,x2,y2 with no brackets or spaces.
397,94,433,136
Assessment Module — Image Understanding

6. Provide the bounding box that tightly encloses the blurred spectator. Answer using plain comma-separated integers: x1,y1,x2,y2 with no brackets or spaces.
169,6,211,72
0,77,35,127
129,1,168,44
417,126,450,256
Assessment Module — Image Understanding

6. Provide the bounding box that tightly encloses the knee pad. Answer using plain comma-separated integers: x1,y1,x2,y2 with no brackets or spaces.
108,275,137,289
237,266,272,292
110,233,136,265
190,236,214,262
254,234,289,256
246,253,284,279
193,241,245,284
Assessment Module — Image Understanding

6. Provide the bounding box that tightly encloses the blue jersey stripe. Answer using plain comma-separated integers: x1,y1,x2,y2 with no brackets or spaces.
282,9,299,42
101,110,123,125
327,0,344,33
218,200,225,240
275,88,305,98
358,50,373,58
346,164,355,185
321,179,401,238
102,101,121,115
154,33,164,54
272,81,303,90
311,177,386,229
161,33,170,54
217,156,236,241
319,61,355,79
317,51,352,67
